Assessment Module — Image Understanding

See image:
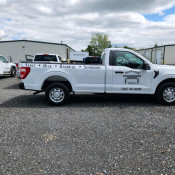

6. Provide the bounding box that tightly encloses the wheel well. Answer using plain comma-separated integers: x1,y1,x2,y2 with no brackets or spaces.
11,66,16,70
42,76,73,92
155,78,175,93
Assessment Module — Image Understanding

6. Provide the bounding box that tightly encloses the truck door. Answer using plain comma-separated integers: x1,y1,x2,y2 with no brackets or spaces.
110,50,153,94
0,56,9,73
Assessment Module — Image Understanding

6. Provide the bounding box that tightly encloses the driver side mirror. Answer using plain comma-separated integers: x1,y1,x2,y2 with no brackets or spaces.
142,62,151,70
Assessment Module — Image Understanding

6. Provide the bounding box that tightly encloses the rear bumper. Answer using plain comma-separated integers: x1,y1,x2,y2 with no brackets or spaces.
19,82,25,90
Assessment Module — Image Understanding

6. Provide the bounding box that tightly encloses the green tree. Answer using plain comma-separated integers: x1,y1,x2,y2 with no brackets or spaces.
123,46,136,50
85,33,112,56
82,45,94,55
154,43,158,48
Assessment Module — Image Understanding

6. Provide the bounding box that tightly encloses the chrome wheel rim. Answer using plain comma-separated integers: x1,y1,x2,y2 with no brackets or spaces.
13,70,16,75
49,87,65,103
163,87,175,103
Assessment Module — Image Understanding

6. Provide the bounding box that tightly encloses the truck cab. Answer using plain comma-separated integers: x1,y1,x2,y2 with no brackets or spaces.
102,48,153,94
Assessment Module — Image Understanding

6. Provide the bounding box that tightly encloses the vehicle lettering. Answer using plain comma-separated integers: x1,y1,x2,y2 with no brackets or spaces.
121,88,142,91
27,64,35,67
123,75,141,85
121,88,128,91
129,88,142,91
84,66,101,70
43,64,52,68
61,65,75,69
128,82,136,85
125,70,140,74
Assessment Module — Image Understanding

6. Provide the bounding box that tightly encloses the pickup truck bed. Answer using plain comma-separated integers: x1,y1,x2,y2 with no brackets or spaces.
20,62,105,92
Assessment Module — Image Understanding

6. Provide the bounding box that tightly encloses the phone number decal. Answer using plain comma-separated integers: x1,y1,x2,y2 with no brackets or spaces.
121,88,142,91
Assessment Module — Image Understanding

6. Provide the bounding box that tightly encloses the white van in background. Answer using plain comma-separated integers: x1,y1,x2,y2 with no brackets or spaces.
70,51,89,63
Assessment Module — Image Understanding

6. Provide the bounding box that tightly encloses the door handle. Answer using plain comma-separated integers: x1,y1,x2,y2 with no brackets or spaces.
115,71,124,74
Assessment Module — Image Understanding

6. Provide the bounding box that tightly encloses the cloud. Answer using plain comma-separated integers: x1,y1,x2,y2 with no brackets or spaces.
35,5,53,14
0,0,7,5
0,30,6,37
0,0,175,50
63,0,175,15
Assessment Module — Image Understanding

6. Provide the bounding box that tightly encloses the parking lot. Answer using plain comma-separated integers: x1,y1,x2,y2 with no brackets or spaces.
0,77,175,175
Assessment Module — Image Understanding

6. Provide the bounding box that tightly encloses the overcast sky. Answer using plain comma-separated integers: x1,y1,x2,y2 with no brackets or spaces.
0,0,175,50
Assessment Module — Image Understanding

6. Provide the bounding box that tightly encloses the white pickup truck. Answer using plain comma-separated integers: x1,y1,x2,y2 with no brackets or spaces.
19,48,175,105
0,55,16,77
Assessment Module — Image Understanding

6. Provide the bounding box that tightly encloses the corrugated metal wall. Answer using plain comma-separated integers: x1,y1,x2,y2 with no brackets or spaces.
164,46,175,65
137,46,175,65
0,41,72,63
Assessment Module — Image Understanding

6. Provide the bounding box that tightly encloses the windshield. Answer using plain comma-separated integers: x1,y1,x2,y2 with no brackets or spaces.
34,55,57,62
0,56,8,63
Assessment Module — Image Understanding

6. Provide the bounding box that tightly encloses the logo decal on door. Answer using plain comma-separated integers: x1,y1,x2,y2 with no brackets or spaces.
125,70,140,74
123,75,141,85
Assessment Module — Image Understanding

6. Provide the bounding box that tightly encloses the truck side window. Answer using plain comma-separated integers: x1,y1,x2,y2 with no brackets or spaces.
0,56,8,63
111,51,144,69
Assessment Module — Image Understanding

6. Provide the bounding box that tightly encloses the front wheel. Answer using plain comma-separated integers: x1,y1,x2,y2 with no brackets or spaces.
10,67,16,77
45,83,70,106
156,82,175,105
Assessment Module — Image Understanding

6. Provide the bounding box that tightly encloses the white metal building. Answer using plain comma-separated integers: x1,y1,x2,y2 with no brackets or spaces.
137,45,175,65
0,40,74,63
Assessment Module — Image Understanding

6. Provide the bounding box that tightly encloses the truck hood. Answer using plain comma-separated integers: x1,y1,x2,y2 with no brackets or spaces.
9,63,16,67
152,64,175,74
152,64,175,69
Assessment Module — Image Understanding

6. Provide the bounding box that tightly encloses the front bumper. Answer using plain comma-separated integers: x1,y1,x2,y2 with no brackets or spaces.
19,82,25,90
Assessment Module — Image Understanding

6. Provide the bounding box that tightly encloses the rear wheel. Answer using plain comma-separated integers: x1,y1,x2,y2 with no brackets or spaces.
10,67,16,77
45,83,70,106
156,82,175,105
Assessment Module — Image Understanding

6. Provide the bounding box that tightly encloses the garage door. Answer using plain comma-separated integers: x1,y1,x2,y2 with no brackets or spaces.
156,49,162,64
145,51,150,60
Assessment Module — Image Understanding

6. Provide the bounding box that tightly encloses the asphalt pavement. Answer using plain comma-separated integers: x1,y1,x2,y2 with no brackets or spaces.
0,77,175,175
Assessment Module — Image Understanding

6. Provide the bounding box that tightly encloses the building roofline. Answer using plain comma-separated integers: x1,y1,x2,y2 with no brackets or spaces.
0,40,75,51
137,44,175,51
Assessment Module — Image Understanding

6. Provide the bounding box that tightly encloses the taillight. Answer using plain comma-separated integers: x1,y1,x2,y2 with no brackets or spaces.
20,67,30,79
16,63,19,71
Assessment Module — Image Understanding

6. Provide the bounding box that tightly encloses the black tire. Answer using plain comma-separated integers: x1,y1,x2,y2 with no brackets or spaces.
156,82,175,105
10,67,16,77
45,82,70,106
